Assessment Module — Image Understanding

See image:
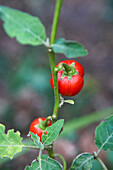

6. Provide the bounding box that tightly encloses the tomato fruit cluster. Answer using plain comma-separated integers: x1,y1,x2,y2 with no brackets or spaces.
50,60,84,96
29,60,84,139
29,117,51,142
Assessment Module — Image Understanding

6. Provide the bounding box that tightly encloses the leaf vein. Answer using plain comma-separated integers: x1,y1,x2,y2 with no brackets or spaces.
4,12,45,44
77,155,93,168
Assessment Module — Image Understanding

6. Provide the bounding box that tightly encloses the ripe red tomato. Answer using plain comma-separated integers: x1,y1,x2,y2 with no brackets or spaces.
50,60,84,96
29,117,51,142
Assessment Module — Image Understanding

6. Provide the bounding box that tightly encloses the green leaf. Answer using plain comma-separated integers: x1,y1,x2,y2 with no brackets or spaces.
25,154,63,170
42,119,64,145
95,115,113,151
0,124,23,159
0,6,46,46
70,153,94,170
29,132,44,150
52,38,88,58
91,160,103,170
64,99,74,105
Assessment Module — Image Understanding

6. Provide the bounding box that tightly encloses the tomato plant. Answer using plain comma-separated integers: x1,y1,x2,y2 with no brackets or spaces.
0,1,112,170
50,60,84,96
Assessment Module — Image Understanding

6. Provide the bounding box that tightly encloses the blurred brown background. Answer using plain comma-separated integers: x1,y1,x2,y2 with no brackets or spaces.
0,0,113,169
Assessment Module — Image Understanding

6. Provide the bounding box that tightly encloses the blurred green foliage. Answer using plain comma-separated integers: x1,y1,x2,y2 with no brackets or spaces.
102,0,113,23
6,47,51,94
106,151,113,169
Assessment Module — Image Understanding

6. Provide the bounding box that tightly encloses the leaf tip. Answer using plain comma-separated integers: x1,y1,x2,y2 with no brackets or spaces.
85,49,88,55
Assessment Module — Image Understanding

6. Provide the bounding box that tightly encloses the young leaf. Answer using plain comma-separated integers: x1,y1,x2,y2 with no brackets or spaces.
95,115,113,151
70,153,94,170
29,132,44,150
25,154,63,170
0,6,46,46
42,119,64,145
0,124,23,159
52,38,88,58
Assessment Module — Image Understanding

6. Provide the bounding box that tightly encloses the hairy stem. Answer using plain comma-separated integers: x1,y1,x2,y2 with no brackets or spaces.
47,0,63,159
49,51,59,119
49,0,63,119
50,0,63,45
39,149,42,170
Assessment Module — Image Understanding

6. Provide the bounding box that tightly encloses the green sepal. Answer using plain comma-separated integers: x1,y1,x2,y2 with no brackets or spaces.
60,62,78,80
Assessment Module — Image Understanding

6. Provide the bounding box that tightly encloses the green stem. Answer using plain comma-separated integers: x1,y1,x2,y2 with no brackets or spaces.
96,157,108,170
49,0,63,119
47,144,54,159
50,0,63,45
55,153,67,170
39,149,42,170
48,0,63,160
49,51,59,119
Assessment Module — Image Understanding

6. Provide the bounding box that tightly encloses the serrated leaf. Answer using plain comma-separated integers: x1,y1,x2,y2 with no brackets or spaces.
52,38,88,58
0,6,46,46
42,119,64,145
95,115,113,151
0,124,23,159
29,132,44,150
70,153,94,170
25,154,63,170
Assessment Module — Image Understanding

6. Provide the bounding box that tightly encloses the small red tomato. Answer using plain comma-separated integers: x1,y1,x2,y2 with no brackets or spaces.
29,117,51,142
50,60,84,96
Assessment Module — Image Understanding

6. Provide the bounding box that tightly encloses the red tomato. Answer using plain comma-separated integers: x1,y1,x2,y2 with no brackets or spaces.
29,117,51,142
50,60,84,96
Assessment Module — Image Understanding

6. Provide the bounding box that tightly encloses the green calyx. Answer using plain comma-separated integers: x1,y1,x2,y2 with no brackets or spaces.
56,62,78,80
35,118,48,130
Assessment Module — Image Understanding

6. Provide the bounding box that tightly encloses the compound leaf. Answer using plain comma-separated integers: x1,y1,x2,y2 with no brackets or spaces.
0,6,46,46
0,124,23,159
